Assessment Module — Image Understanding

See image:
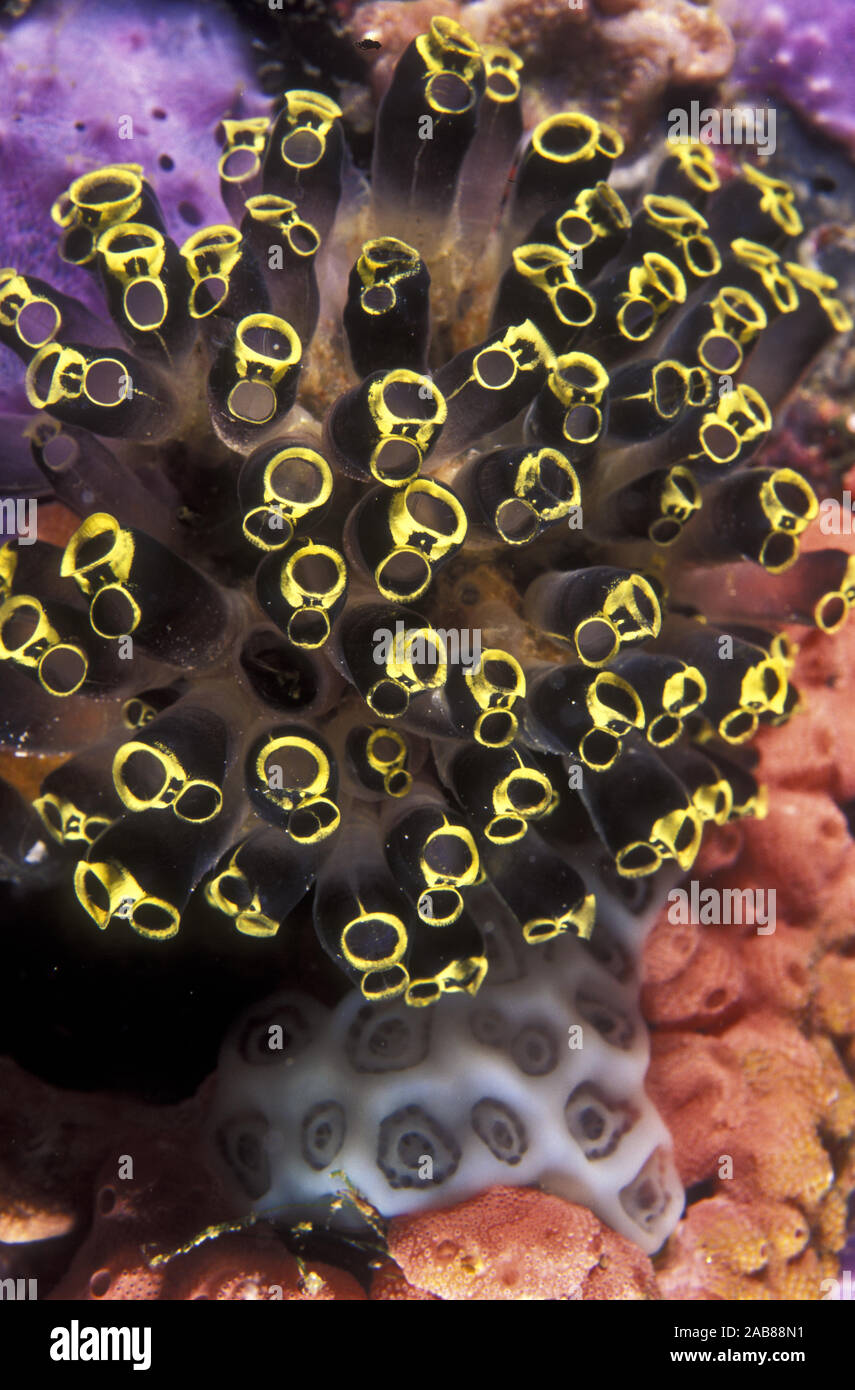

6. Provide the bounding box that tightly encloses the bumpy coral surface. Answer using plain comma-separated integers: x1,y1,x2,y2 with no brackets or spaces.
1,0,854,1299
375,1184,658,1299
642,518,855,1298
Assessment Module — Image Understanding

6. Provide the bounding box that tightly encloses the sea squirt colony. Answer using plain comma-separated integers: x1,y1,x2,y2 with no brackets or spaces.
0,14,851,1245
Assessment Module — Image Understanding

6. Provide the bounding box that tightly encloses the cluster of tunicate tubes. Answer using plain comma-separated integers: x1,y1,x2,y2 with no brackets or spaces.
0,15,851,1014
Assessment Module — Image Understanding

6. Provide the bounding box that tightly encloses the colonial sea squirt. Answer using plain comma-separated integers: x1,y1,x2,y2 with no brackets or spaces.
0,16,851,1254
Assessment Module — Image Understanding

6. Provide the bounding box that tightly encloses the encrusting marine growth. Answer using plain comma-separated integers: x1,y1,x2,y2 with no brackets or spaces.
0,12,851,1250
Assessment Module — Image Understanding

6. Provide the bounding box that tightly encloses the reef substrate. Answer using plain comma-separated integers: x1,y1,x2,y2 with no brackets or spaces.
0,2,854,1298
